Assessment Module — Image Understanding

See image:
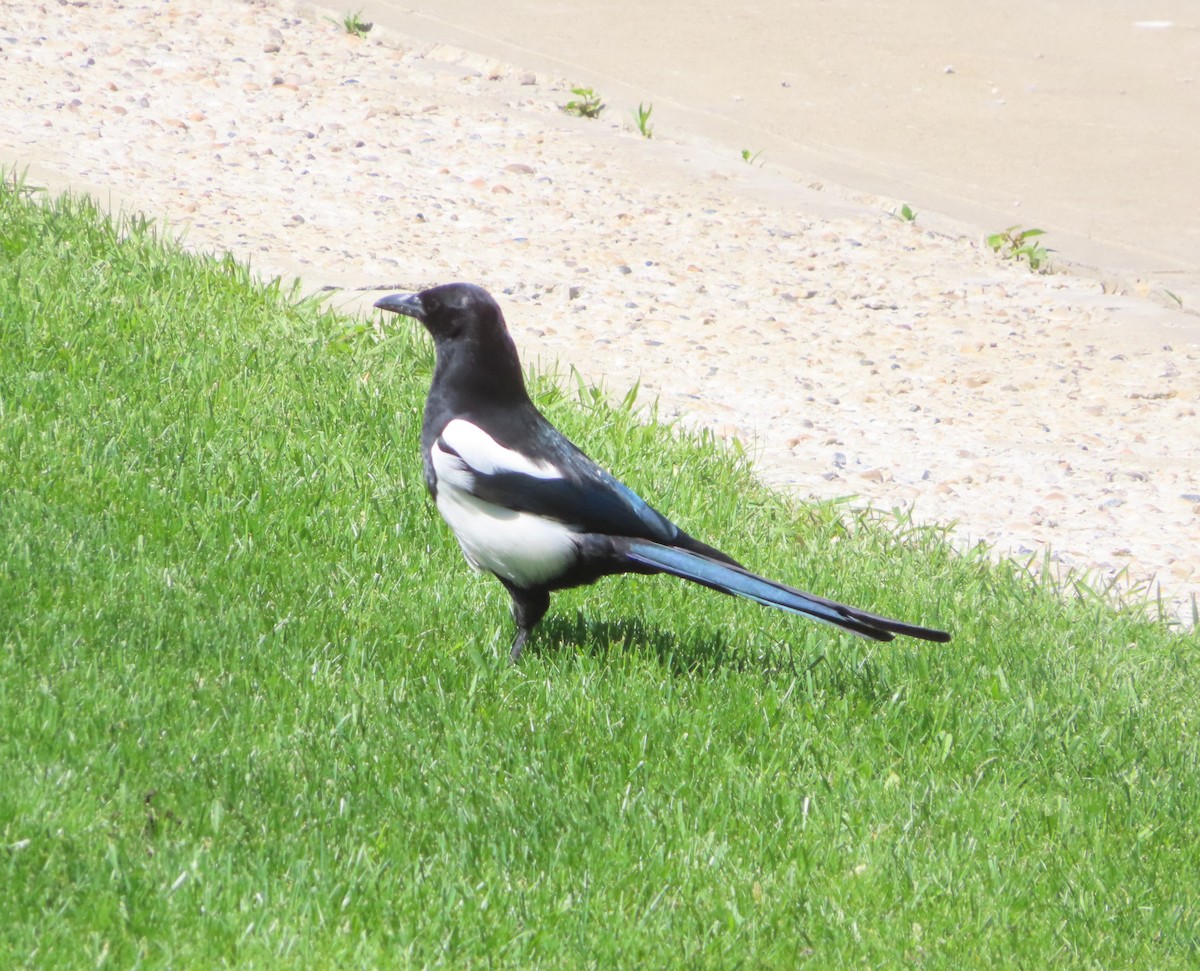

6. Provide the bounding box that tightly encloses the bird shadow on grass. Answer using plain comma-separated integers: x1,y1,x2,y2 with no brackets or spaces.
535,613,737,674
531,611,887,691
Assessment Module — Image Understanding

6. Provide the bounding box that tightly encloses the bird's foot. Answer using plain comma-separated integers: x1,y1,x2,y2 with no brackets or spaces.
509,629,529,663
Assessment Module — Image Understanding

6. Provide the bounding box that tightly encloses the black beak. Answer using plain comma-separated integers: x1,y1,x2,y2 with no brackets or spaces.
374,292,426,321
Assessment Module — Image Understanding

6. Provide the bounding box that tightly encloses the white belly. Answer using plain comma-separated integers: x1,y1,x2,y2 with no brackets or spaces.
428,419,580,588
436,487,579,589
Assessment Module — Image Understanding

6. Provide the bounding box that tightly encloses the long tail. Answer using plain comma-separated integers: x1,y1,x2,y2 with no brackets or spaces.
624,539,951,643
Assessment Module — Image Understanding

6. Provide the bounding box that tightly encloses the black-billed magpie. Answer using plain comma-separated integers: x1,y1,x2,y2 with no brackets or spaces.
375,282,951,661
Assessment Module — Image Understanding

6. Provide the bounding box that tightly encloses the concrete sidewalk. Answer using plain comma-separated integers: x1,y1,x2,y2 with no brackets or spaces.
357,0,1200,308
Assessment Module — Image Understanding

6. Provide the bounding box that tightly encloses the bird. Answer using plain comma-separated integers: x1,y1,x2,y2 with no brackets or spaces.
375,282,951,661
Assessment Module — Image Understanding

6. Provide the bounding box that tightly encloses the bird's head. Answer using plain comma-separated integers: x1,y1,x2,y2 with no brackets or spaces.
374,282,529,403
374,282,502,343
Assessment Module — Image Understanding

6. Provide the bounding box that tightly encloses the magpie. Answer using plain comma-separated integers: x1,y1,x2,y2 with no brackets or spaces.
375,282,951,661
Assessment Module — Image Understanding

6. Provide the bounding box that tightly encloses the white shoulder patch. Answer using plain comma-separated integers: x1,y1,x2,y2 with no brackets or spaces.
439,419,562,480
429,420,578,588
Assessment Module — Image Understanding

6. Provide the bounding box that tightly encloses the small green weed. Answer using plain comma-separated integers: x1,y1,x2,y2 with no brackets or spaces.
633,102,654,139
325,9,372,37
986,224,1051,272
894,203,918,222
561,87,605,119
740,148,765,166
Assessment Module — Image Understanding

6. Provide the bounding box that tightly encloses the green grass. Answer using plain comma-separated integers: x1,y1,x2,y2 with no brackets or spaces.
2,175,1199,968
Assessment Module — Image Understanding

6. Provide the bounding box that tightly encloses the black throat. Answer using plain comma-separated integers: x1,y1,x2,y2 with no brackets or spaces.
422,319,532,450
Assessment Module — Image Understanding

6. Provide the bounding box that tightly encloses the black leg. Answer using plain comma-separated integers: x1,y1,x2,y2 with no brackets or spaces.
501,582,549,663
510,628,530,663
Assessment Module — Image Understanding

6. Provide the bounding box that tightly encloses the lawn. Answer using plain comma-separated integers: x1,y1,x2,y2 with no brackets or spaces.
2,176,1198,968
